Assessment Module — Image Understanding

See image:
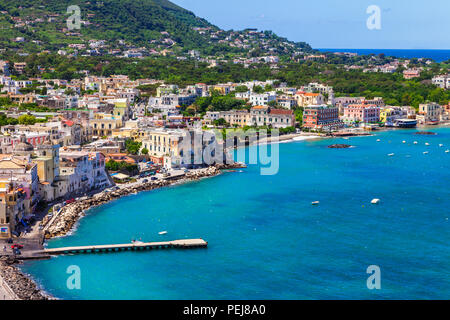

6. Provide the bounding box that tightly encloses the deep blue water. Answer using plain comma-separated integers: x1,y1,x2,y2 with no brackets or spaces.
318,49,450,62
21,128,450,299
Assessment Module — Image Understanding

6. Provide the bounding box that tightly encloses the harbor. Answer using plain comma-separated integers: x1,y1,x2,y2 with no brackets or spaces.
19,127,450,300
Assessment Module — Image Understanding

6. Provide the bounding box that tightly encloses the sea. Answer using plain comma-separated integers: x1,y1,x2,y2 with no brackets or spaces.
20,127,450,299
318,49,450,63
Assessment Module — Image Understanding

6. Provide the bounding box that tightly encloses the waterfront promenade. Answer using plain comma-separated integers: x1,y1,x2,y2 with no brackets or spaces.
0,274,19,300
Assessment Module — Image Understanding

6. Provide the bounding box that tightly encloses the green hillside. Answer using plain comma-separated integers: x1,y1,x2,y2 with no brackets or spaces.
0,0,312,55
0,0,215,51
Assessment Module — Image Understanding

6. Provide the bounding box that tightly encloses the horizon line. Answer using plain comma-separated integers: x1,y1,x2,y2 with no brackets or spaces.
316,48,450,51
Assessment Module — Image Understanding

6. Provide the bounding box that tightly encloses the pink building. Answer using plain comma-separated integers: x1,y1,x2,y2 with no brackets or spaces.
403,69,421,79
342,104,380,124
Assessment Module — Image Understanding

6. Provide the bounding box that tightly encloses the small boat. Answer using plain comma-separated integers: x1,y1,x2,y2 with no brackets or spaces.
388,153,395,157
376,139,381,142
371,199,380,204
425,143,430,146
423,151,429,155
445,150,449,153
402,141,406,144
413,141,418,144
158,231,168,235
439,144,444,147
311,201,320,205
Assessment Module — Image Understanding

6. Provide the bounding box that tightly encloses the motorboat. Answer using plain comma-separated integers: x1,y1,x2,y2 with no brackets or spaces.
388,153,395,157
371,199,380,204
158,231,168,235
311,201,320,205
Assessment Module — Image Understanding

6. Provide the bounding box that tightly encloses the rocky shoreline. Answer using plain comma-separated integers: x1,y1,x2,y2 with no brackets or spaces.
0,257,52,300
1,164,245,301
42,164,245,240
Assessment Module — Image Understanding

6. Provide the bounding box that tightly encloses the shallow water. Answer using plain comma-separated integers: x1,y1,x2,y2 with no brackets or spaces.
21,128,450,299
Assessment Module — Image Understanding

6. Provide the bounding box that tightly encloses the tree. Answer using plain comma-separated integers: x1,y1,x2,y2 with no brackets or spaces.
18,115,37,125
253,85,264,93
185,105,197,115
125,139,142,155
213,118,227,126
141,148,149,155
234,85,248,93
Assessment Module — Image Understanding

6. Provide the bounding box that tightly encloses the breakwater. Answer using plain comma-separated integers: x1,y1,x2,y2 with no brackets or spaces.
0,257,51,300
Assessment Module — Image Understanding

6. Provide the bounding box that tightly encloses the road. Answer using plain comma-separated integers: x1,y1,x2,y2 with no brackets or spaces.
0,274,18,300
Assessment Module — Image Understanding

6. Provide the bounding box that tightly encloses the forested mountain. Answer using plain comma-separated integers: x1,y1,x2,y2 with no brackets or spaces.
0,0,312,56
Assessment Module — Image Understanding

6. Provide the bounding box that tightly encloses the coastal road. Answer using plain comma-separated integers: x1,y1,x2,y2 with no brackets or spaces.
0,274,18,300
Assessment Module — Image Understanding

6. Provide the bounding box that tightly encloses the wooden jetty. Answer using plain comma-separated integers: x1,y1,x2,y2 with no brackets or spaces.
40,239,208,256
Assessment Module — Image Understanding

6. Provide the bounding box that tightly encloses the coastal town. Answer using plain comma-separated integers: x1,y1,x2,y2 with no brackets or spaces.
0,0,449,303
0,69,448,250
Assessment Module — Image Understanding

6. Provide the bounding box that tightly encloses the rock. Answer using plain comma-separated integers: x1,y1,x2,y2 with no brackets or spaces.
328,144,352,149
414,131,437,135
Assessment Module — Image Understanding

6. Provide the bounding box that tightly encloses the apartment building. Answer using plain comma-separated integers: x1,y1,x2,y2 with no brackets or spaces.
302,105,342,130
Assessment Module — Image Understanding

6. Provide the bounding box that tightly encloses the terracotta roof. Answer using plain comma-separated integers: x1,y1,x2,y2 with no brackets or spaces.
251,105,268,110
269,109,293,115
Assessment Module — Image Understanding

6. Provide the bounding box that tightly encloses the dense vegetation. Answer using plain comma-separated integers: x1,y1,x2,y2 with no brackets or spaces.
0,0,311,56
105,159,138,175
125,139,142,155
0,0,214,50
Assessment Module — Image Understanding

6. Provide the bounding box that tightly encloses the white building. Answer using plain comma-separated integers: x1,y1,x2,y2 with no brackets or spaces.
432,75,450,89
249,92,276,106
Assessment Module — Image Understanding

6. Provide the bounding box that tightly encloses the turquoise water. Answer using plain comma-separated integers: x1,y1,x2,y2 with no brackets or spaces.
21,128,450,299
318,49,450,62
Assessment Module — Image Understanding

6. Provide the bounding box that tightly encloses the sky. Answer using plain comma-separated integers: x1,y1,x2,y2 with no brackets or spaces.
172,0,450,49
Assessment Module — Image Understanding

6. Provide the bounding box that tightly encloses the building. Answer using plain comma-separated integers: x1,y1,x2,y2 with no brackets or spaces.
0,153,39,238
302,105,342,131
139,129,184,165
380,106,416,126
403,69,421,79
13,62,27,74
342,104,381,124
249,106,295,128
417,103,442,124
275,95,298,109
432,75,450,89
220,110,251,127
294,91,325,107
249,93,276,106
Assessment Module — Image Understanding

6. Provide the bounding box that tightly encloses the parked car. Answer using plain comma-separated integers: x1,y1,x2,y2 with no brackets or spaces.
151,177,157,181
142,179,148,183
11,244,23,249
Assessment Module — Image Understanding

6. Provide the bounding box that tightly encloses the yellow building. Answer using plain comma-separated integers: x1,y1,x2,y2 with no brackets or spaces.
221,110,251,127
380,108,393,123
34,157,55,183
140,129,183,165
212,85,231,95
